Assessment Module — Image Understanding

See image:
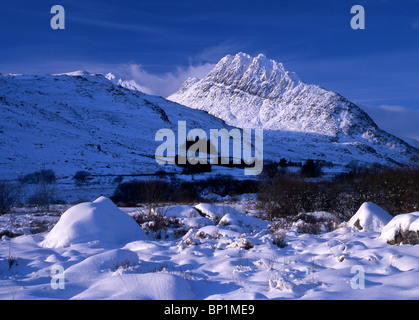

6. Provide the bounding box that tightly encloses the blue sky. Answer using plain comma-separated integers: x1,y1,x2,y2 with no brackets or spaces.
1,0,418,139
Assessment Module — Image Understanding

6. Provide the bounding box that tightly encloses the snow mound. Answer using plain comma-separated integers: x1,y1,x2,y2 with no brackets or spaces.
41,196,146,248
302,211,339,221
218,213,270,232
72,273,194,300
194,203,242,221
65,249,139,275
156,205,200,218
291,211,340,234
348,202,393,232
379,212,419,245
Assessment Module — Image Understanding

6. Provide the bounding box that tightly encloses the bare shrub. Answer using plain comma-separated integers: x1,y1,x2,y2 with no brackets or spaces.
269,222,287,247
301,159,323,178
257,173,303,220
258,166,419,221
141,178,172,215
173,182,198,203
73,170,92,186
239,239,254,250
111,179,172,207
0,181,22,215
19,169,56,185
331,166,419,217
388,230,419,246
133,210,183,239
293,212,340,235
27,181,57,210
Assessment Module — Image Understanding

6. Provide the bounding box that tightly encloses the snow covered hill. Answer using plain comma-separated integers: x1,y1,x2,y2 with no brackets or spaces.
0,62,417,182
168,53,418,166
0,72,231,178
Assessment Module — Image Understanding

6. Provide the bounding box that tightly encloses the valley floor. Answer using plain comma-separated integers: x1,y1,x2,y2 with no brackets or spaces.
0,198,418,300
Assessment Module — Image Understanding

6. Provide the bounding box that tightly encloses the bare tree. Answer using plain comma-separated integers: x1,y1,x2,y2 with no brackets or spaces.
27,180,56,211
140,178,171,216
0,181,21,215
257,173,302,220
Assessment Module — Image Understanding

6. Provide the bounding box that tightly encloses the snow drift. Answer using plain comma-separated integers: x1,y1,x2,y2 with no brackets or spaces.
1,200,419,300
348,202,393,232
194,203,242,221
71,273,194,300
380,212,419,245
41,196,146,248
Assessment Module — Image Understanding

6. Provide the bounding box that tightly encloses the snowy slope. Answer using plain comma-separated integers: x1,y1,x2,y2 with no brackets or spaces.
0,72,231,178
1,64,417,183
168,53,418,166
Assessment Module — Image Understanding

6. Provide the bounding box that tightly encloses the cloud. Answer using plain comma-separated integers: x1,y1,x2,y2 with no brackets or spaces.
192,40,248,64
361,104,419,141
68,16,159,34
108,41,249,97
109,41,249,97
112,62,215,97
0,58,215,98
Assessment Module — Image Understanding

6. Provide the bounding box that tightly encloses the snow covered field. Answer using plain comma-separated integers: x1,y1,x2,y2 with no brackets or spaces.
0,196,418,300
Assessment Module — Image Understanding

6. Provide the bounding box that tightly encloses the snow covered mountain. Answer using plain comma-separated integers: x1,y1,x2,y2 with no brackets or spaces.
104,72,140,92
0,61,417,181
168,52,418,166
0,72,231,178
